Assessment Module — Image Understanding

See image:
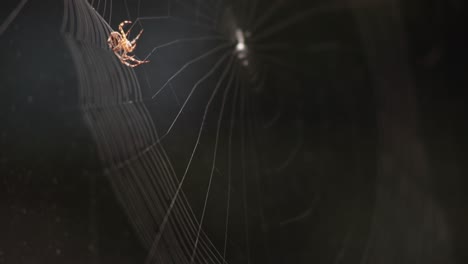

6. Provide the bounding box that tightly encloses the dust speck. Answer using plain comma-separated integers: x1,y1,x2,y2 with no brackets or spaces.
88,243,95,252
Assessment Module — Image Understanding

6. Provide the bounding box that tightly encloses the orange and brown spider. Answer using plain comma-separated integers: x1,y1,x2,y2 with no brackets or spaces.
107,20,149,68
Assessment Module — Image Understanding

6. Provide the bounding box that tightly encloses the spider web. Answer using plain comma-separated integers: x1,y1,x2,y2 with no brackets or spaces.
1,0,460,263
60,0,347,263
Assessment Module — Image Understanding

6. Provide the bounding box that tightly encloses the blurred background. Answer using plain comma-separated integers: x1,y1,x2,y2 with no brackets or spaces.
1,0,467,263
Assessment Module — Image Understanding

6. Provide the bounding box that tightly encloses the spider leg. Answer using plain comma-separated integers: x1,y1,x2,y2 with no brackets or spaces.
125,55,150,65
130,29,144,45
112,45,123,53
114,53,126,64
117,51,149,68
121,57,148,68
116,52,134,67
119,20,132,37
121,59,137,68
128,29,145,53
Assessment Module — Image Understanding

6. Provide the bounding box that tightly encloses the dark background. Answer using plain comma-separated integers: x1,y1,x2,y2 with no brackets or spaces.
1,0,468,263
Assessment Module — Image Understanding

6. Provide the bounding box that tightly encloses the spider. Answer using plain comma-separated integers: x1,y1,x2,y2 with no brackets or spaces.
107,20,149,68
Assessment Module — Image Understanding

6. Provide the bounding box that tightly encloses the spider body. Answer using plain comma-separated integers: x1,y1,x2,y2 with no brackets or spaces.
108,21,149,68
